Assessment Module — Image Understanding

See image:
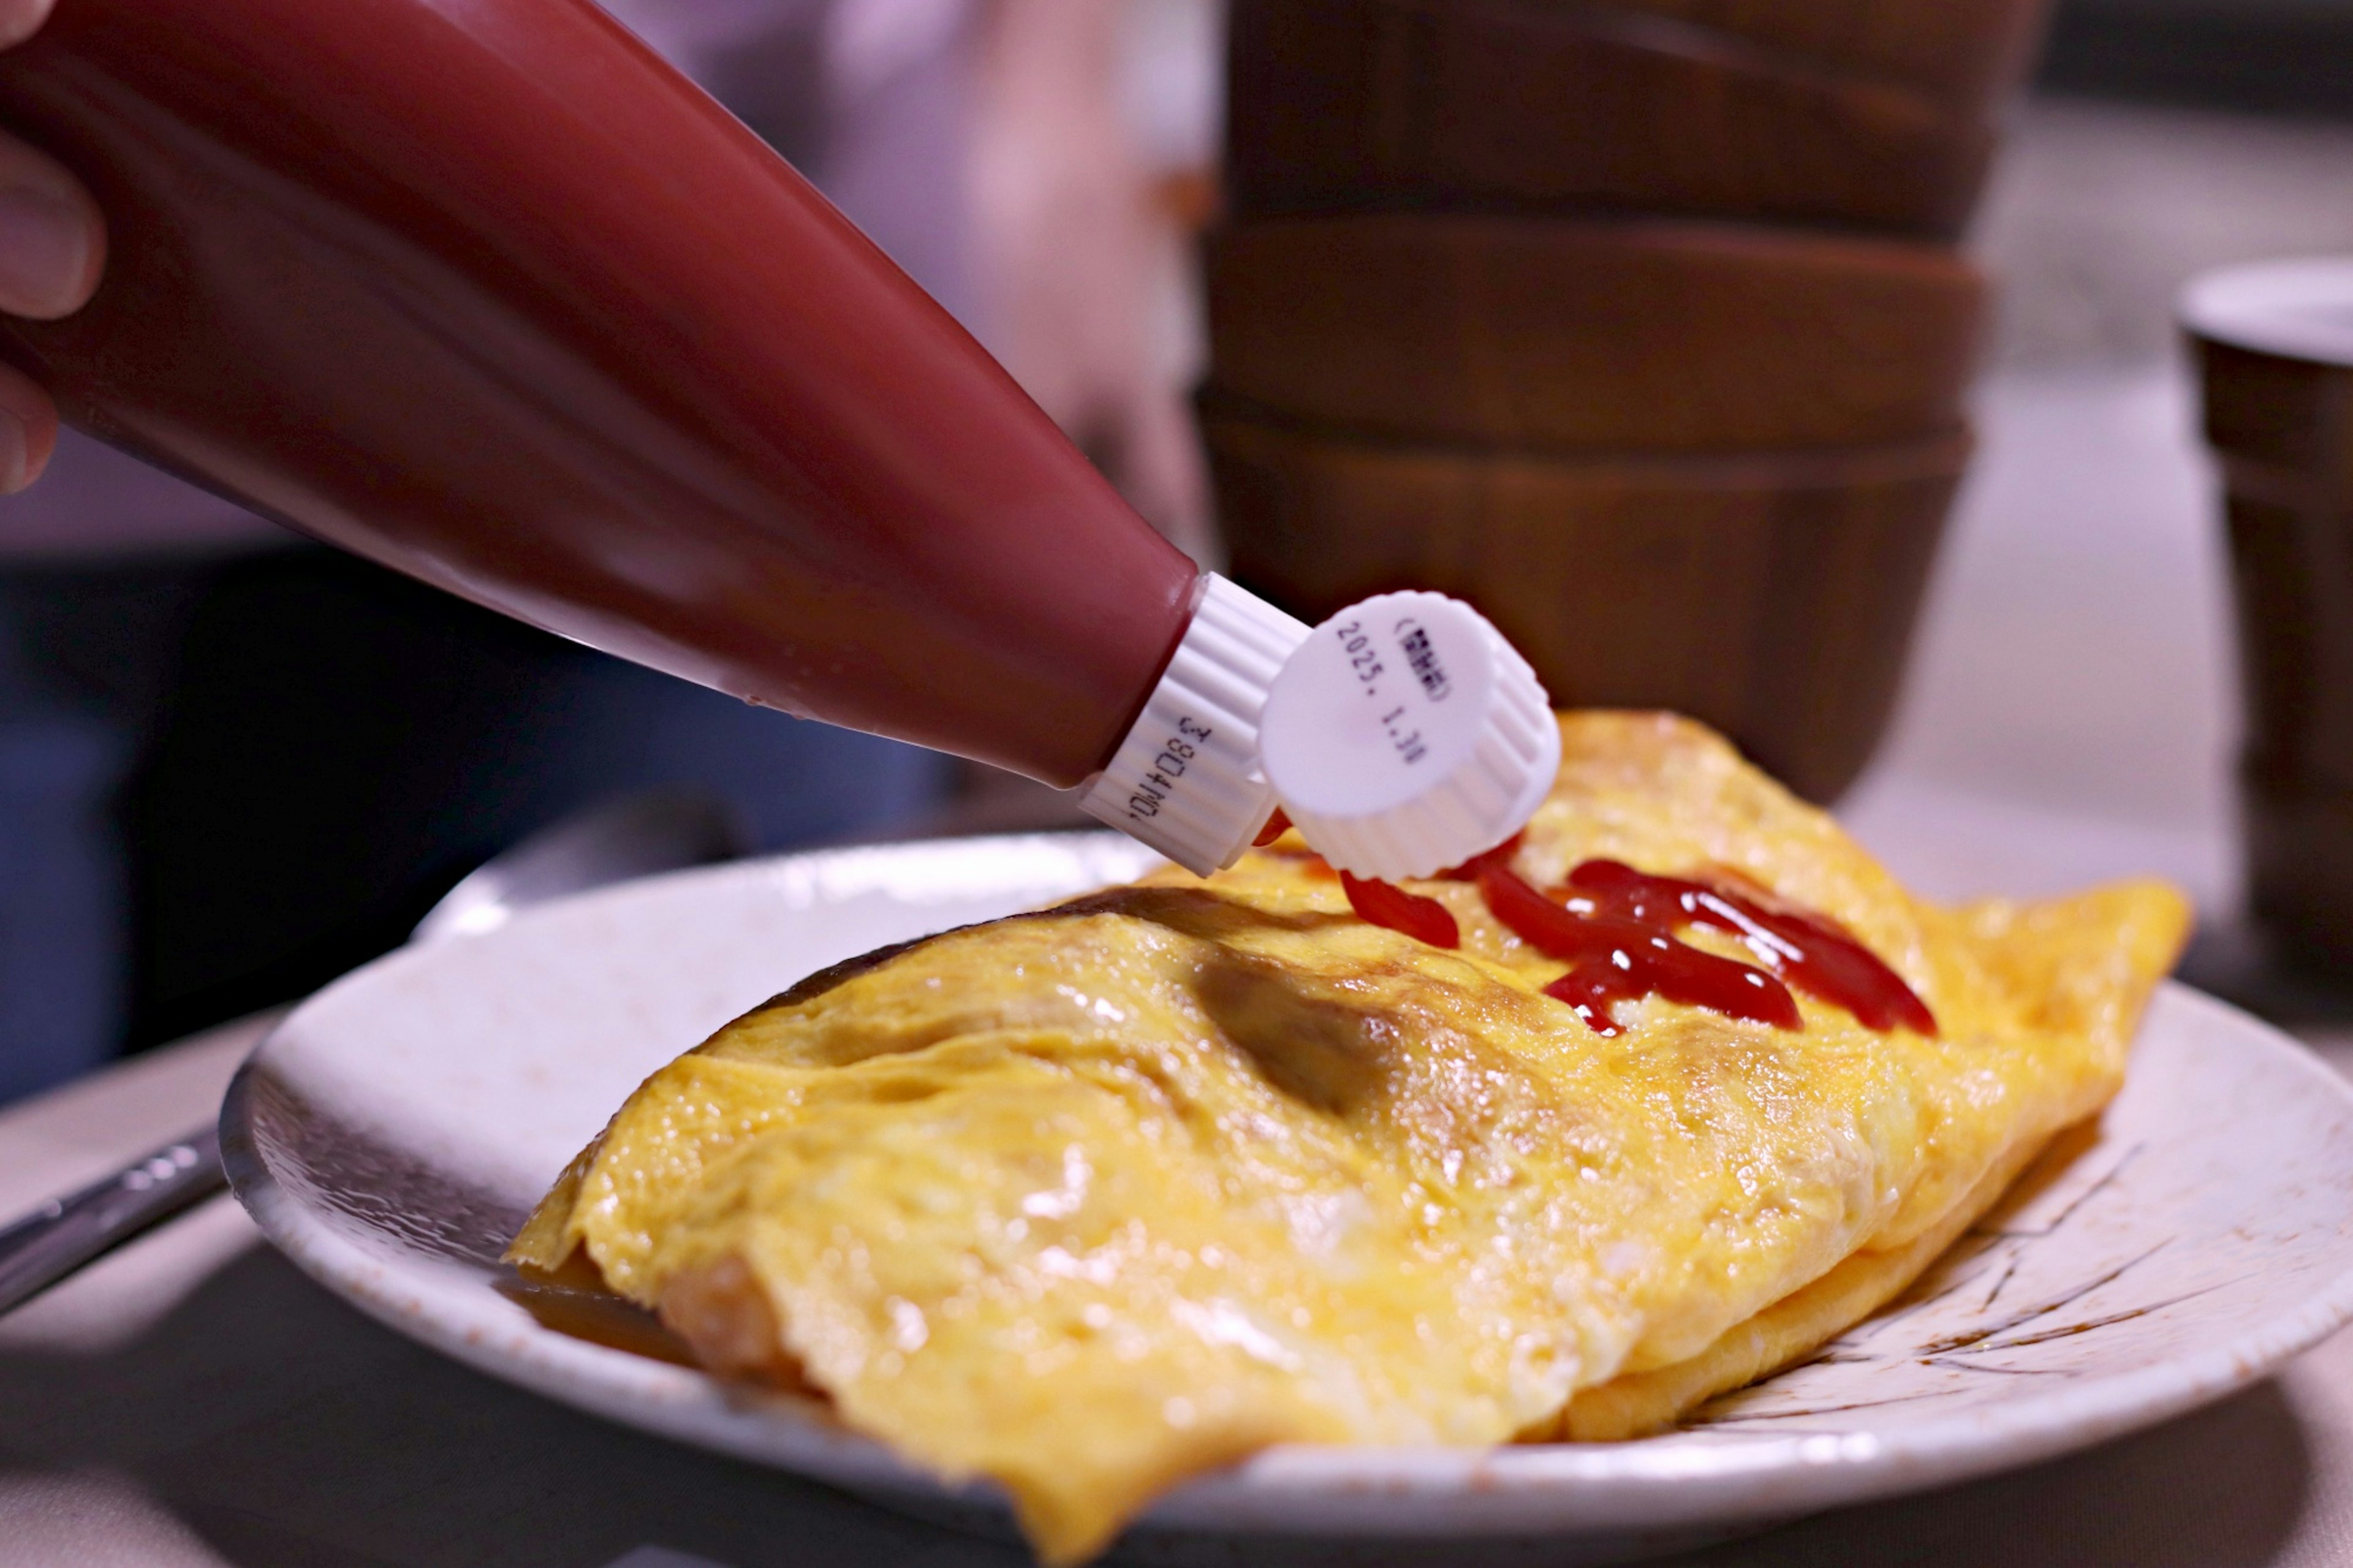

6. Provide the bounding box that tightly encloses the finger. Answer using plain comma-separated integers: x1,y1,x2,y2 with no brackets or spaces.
0,355,58,491
0,0,53,51
0,126,101,318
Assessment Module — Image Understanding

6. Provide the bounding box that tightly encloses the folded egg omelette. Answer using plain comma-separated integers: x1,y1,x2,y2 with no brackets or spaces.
510,712,2189,1563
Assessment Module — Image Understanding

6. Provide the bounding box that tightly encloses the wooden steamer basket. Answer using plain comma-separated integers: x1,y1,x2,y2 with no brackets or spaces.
1227,0,2005,237
1205,403,1969,803
1205,214,1985,452
1578,0,2052,109
1581,0,2061,108
1210,0,2032,801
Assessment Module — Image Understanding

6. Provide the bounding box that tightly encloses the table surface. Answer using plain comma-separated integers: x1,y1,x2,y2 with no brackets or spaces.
3,1011,2353,1568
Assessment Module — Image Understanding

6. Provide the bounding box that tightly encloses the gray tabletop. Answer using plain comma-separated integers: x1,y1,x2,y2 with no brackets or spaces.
4,1012,2352,1568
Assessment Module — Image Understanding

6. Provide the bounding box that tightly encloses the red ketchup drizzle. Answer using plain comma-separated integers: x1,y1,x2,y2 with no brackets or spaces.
1339,873,1460,949
1566,861,1938,1036
1436,834,1523,882
1471,861,1800,1035
1264,824,1928,1039
1253,809,1459,947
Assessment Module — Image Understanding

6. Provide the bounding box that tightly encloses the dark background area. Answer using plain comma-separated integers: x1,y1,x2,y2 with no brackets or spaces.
2041,0,2353,118
2,548,950,1059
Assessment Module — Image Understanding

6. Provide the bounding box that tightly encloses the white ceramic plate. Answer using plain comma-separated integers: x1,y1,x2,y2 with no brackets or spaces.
222,834,2353,1563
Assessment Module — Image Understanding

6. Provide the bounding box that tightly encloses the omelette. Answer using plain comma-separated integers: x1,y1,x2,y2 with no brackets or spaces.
510,711,2189,1563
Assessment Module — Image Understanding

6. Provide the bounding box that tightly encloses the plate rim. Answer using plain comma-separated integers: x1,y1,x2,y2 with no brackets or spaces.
219,833,2353,1539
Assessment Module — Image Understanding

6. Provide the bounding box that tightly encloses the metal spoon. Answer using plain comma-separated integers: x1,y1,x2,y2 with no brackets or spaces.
0,787,748,1316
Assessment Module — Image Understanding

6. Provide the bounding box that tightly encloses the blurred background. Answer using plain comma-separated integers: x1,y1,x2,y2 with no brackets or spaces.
1,0,2349,1101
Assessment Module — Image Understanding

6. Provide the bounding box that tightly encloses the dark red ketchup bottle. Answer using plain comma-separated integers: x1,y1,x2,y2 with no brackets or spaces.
0,0,1555,877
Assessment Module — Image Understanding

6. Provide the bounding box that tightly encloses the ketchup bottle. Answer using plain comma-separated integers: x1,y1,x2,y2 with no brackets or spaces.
0,0,1556,878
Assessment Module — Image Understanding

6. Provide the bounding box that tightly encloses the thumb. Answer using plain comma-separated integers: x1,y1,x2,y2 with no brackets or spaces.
0,0,53,52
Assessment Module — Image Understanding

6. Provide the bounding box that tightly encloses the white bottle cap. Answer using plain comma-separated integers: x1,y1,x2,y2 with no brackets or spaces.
1082,580,1557,880
1077,574,1311,875
1258,591,1560,880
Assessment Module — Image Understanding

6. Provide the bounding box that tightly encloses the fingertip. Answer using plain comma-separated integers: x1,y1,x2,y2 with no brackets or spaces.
0,414,29,493
56,174,102,314
0,145,104,319
17,395,53,486
0,359,56,491
0,0,55,53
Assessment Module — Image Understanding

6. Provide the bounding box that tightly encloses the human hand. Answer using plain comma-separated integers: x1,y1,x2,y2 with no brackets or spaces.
969,0,1217,566
0,0,103,491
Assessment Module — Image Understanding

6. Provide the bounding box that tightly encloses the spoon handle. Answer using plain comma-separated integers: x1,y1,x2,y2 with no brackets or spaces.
0,1128,224,1316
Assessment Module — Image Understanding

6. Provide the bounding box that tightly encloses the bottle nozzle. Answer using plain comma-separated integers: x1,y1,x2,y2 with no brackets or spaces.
1081,578,1556,880
1259,591,1559,880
